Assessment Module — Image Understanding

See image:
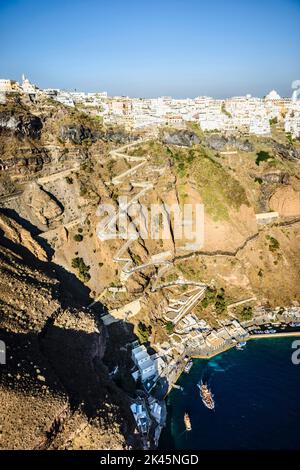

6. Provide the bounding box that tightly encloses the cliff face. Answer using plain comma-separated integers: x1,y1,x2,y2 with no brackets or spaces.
1,94,300,449
0,214,135,450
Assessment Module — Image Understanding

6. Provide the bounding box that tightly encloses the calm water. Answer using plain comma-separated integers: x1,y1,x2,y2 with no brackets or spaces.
159,338,300,450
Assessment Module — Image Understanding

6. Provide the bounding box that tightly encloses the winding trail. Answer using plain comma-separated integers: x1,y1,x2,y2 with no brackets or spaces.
97,139,173,282
97,139,207,322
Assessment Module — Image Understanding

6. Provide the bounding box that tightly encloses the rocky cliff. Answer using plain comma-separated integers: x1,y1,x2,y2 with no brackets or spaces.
0,213,136,449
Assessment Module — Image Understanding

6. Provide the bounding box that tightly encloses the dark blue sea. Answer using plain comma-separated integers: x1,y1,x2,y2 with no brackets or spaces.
159,338,300,450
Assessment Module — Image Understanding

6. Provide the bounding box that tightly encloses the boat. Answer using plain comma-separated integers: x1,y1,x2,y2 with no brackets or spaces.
184,360,193,373
236,341,247,350
184,413,192,431
198,382,215,410
290,322,300,328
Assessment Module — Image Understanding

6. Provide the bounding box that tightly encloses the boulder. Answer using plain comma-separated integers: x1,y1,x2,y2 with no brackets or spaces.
0,110,43,138
205,134,254,152
161,129,201,147
273,142,300,161
60,125,94,144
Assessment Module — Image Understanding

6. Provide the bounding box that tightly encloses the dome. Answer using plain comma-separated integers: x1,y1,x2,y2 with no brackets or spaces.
265,90,281,100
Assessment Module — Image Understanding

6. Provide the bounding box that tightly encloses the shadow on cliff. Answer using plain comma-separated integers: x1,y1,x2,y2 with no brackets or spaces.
0,215,103,312
0,226,137,427
0,323,134,427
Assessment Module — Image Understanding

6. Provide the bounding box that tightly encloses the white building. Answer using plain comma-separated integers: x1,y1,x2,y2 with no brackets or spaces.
21,74,39,94
0,79,20,93
265,90,281,101
131,345,158,382
285,101,300,138
130,402,150,435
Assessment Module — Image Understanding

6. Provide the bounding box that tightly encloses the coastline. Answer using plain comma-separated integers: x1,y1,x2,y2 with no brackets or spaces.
160,335,300,450
191,330,300,360
166,330,300,394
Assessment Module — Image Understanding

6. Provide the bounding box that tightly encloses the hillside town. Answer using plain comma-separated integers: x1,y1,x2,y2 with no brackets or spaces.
0,75,299,138
1,74,300,450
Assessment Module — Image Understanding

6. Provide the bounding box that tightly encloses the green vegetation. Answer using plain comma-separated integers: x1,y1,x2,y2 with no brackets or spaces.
200,288,216,309
73,233,83,242
136,140,249,221
71,257,91,282
215,287,227,314
80,160,94,173
79,182,88,197
255,150,273,166
269,117,278,125
137,322,152,343
221,102,232,118
266,235,280,252
165,321,174,334
190,147,249,221
196,287,227,315
65,176,73,184
286,132,294,144
239,305,253,321
131,252,142,265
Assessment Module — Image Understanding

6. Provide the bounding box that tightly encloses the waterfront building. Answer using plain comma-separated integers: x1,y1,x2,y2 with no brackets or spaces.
130,402,150,435
131,345,158,382
205,330,227,350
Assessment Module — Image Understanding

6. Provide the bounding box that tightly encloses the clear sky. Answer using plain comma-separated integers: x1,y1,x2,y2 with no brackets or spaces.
0,0,300,98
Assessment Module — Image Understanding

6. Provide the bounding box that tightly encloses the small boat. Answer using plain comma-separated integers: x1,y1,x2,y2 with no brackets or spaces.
198,382,215,410
236,341,247,350
290,322,300,328
184,360,193,373
184,413,192,431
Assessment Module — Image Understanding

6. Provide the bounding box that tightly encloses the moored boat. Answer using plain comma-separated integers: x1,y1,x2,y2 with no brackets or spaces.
236,341,247,350
198,382,215,410
184,360,193,373
184,412,192,431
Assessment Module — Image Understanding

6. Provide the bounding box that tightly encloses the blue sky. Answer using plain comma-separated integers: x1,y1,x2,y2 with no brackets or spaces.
0,0,300,98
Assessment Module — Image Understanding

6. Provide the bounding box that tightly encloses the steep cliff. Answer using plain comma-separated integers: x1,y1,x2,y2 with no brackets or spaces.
0,214,136,450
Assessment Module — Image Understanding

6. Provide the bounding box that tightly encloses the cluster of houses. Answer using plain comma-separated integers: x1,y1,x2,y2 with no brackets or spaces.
130,304,300,399
1,75,300,138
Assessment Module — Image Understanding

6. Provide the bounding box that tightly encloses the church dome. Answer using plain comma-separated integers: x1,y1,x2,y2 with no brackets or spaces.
265,90,281,100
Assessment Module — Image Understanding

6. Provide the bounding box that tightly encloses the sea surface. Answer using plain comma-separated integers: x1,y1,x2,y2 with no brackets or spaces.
159,337,300,450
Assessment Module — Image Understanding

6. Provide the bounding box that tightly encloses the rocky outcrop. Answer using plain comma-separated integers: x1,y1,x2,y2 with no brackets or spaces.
205,134,254,152
61,124,136,145
0,176,15,197
0,150,51,176
60,125,94,144
0,110,43,139
257,172,290,184
23,182,63,226
103,128,138,144
0,212,48,261
0,218,132,450
273,142,300,161
161,129,201,147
